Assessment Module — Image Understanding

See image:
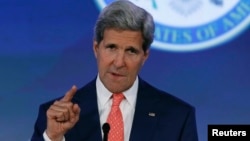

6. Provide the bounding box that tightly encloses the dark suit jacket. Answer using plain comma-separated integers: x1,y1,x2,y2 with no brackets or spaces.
31,78,198,141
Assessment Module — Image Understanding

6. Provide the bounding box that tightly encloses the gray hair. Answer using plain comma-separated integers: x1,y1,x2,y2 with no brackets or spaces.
94,0,155,52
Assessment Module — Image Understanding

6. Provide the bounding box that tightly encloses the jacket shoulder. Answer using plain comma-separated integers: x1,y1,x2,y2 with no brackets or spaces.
139,79,195,110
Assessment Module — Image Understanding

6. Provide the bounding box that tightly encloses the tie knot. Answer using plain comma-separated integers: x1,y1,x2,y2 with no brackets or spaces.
112,93,124,106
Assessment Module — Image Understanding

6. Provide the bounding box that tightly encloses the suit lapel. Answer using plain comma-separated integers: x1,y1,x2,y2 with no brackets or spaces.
129,79,160,141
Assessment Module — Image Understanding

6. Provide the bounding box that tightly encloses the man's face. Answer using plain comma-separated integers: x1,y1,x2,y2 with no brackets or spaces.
93,28,149,93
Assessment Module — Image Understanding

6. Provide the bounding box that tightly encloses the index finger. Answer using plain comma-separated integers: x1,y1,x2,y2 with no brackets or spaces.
61,85,78,102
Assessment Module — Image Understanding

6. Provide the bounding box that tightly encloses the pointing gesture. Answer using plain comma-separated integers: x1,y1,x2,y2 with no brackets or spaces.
61,85,77,102
46,85,81,141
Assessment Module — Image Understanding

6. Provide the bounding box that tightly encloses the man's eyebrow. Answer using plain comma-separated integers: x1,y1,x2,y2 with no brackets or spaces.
126,46,137,50
105,43,117,47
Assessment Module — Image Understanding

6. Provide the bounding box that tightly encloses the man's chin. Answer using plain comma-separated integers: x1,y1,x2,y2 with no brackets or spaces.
106,84,129,94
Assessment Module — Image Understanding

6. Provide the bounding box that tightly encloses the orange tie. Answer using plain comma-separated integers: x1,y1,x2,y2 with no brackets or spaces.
107,93,124,141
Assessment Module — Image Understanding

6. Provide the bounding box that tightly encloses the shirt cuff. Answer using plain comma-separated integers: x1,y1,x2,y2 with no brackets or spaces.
43,131,65,141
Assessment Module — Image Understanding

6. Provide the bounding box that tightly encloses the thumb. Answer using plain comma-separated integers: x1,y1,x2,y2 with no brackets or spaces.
73,103,81,115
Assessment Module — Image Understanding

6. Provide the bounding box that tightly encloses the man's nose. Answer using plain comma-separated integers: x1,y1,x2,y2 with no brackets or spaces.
113,52,125,68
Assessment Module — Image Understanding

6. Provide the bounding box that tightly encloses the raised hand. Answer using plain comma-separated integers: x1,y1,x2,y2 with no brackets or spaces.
46,85,81,141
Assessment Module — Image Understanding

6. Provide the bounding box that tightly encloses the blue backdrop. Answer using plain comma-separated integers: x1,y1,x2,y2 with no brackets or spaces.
0,0,249,141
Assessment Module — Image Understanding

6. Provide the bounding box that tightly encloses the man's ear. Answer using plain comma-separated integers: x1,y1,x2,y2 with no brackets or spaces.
142,49,150,66
93,41,98,58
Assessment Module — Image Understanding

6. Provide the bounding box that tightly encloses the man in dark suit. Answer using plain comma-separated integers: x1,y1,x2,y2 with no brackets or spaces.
31,0,198,141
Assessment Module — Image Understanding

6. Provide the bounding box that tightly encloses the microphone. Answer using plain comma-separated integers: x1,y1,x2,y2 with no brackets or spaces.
102,122,110,141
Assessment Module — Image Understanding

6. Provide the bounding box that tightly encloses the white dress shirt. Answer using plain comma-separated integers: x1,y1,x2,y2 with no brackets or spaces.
44,75,138,141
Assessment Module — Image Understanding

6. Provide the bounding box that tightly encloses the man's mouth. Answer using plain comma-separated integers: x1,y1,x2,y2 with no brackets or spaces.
111,72,121,76
110,72,125,77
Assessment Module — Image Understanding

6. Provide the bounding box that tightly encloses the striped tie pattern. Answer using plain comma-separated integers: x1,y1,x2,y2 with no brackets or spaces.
107,93,124,141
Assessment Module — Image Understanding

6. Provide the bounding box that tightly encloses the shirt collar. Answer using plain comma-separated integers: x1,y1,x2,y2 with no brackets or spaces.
96,74,138,108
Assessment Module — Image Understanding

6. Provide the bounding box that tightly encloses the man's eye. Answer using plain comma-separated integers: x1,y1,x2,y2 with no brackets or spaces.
128,48,138,54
